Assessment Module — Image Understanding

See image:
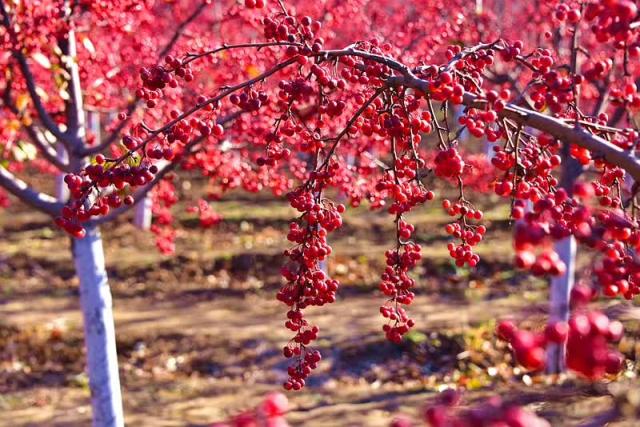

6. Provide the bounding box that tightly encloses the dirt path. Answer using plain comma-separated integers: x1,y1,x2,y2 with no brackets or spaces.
1,196,635,426
0,290,526,427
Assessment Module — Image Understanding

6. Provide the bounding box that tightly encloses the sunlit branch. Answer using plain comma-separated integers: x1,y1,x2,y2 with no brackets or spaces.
0,167,62,216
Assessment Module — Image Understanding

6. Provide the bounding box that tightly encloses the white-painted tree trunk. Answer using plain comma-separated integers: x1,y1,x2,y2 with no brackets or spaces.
73,225,124,427
546,235,576,373
55,144,69,202
133,194,153,230
318,258,328,276
545,152,581,374
132,157,163,231
88,111,101,146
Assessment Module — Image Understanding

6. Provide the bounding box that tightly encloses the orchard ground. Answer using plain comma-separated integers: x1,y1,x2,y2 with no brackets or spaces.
0,177,638,426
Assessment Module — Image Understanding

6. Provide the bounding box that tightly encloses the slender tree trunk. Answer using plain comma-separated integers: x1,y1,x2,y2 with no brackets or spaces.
133,194,153,230
55,144,69,202
546,152,582,374
546,235,576,373
133,152,161,230
73,224,124,427
475,0,483,14
60,30,124,425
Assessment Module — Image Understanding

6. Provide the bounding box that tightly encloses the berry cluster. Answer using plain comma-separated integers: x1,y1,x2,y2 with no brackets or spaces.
433,147,465,178
55,160,158,238
584,0,638,44
375,172,434,215
150,179,178,254
262,12,321,44
424,392,550,427
244,0,266,9
186,199,222,228
379,219,421,343
442,199,484,267
139,62,182,108
497,310,624,378
230,90,270,112
278,187,343,389
211,391,288,427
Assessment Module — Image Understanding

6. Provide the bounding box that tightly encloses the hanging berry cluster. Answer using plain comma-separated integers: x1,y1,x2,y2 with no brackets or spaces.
423,390,551,427
41,0,640,394
278,183,343,390
379,219,421,343
497,309,624,379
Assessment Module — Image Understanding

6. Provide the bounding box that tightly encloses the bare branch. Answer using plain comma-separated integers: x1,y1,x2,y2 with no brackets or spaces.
0,167,63,216
578,408,620,427
58,30,86,152
157,1,209,60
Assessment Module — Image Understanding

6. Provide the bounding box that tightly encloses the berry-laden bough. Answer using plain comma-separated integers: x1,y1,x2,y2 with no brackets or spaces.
58,0,640,389
1,0,639,423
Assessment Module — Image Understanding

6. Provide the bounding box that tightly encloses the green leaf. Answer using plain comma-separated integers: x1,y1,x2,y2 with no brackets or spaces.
405,330,427,344
127,153,141,167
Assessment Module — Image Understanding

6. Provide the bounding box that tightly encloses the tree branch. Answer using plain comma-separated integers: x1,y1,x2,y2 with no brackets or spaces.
314,47,640,182
578,408,620,427
89,111,241,225
58,30,86,153
0,167,63,216
81,2,212,157
0,0,73,148
1,75,69,171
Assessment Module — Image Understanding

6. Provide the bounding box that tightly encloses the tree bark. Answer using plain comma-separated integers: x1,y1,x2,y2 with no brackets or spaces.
73,225,124,427
55,144,69,202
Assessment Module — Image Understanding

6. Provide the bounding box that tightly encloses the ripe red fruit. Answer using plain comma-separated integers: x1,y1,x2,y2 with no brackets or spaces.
496,320,517,341
212,124,224,137
261,392,288,417
545,321,569,343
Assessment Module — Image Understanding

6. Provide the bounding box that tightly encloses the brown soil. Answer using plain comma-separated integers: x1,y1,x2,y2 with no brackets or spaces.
0,195,638,426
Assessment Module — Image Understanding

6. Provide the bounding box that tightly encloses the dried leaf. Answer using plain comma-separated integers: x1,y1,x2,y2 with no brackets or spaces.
81,36,96,55
16,93,29,111
245,64,261,79
32,52,51,69
127,153,141,167
59,88,70,100
35,86,49,102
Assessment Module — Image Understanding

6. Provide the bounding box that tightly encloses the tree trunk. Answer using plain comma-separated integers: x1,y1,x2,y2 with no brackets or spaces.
133,193,153,230
73,225,124,427
55,144,69,202
546,151,582,374
546,235,577,373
